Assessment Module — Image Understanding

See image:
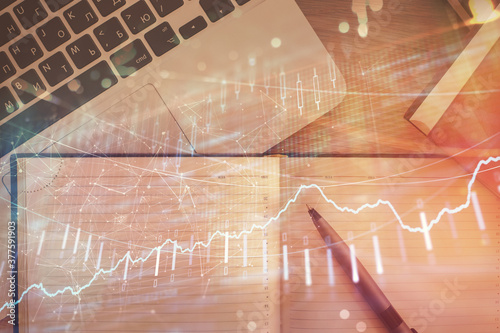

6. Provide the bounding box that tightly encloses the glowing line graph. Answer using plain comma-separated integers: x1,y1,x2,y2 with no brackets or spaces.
1,155,499,313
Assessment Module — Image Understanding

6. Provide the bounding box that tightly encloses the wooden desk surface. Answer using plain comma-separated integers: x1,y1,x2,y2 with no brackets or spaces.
272,0,466,155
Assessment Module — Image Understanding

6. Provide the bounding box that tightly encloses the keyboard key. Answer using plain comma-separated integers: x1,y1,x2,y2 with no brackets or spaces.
235,0,250,5
12,69,47,105
92,0,126,17
145,22,179,57
0,13,21,47
14,0,49,29
64,0,99,34
0,61,117,157
0,52,16,84
36,17,71,52
0,87,18,121
39,52,74,86
110,39,152,78
94,17,129,52
179,16,207,39
66,34,101,69
199,0,234,22
44,0,74,12
0,0,16,11
149,0,183,17
121,0,156,35
9,35,44,69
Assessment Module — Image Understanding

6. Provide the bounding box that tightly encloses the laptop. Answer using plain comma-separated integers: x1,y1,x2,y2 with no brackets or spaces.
405,0,500,197
0,0,346,158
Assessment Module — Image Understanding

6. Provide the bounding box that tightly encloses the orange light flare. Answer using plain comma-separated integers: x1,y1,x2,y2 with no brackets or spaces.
468,0,500,24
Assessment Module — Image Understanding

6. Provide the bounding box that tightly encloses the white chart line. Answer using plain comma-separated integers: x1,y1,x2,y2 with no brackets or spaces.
3,155,499,312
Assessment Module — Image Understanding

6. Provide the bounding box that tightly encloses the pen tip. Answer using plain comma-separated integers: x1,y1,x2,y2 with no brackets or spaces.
306,204,313,211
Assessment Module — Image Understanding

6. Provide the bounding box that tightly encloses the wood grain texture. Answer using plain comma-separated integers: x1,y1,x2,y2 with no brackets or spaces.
272,0,467,155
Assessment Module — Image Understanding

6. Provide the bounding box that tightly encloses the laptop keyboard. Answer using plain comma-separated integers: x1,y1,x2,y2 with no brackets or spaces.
0,0,251,156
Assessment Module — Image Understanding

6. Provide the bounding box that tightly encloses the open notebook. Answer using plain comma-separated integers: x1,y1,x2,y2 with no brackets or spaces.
7,154,500,332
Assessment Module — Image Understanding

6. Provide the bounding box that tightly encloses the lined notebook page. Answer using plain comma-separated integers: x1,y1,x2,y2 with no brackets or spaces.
16,156,280,332
279,157,500,333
